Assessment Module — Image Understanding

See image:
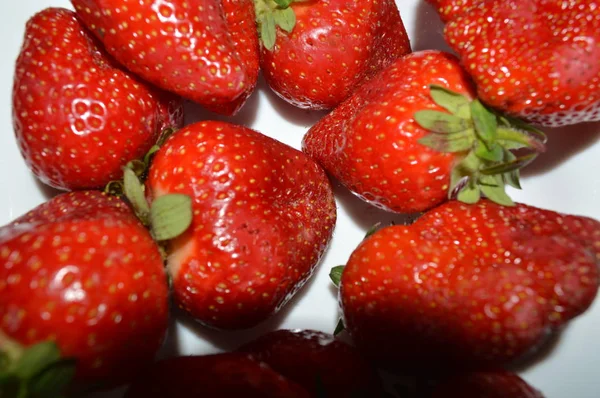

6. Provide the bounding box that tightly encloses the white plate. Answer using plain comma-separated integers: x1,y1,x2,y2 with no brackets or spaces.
1,1,599,397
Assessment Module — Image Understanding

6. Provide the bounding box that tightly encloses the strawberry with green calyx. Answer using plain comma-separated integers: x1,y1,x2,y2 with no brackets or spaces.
103,125,194,247
255,0,411,110
0,192,171,389
145,121,337,330
303,50,547,214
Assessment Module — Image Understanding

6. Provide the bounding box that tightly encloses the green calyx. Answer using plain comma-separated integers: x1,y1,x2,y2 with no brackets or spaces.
415,85,547,207
121,167,193,243
254,0,301,50
104,127,193,245
0,341,76,398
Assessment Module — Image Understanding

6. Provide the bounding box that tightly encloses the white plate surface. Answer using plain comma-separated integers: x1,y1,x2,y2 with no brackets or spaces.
1,1,599,397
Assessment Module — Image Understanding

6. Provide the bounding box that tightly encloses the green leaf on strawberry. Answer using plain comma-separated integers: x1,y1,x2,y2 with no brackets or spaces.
150,195,194,242
415,85,547,207
0,341,75,398
260,13,277,51
273,8,296,33
124,168,151,225
329,266,345,287
414,110,470,133
255,0,299,51
29,359,75,398
429,84,472,118
121,168,193,243
333,319,345,336
470,99,498,148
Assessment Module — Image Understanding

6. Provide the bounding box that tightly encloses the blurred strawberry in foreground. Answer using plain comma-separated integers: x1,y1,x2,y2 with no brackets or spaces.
0,192,169,393
12,8,183,191
145,121,336,330
338,200,600,372
431,371,545,398
303,50,547,214
124,353,309,398
238,329,384,397
72,0,259,116
256,0,411,110
428,0,600,127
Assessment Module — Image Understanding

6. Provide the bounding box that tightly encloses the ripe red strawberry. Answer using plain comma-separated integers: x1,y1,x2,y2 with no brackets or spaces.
145,121,336,329
124,353,309,398
256,0,411,110
12,8,182,192
428,0,600,127
72,0,259,116
237,329,384,397
431,371,545,398
0,191,169,391
338,200,599,372
303,50,547,214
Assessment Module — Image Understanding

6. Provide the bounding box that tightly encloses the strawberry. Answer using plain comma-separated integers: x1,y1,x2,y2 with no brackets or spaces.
237,329,384,397
303,50,547,214
124,353,309,397
72,0,260,116
12,8,182,192
338,200,600,372
0,191,169,392
144,121,336,329
431,371,545,398
255,0,411,110
13,8,183,190
428,0,600,127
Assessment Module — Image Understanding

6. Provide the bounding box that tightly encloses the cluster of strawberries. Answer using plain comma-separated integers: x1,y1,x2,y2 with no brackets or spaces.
1,0,599,397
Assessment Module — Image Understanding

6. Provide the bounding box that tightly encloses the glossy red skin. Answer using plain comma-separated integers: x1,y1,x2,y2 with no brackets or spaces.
431,0,600,127
431,371,545,398
146,121,337,330
237,329,384,397
262,0,411,110
72,0,260,116
426,0,477,23
340,200,600,371
124,353,310,398
12,8,182,191
303,50,475,214
0,191,169,385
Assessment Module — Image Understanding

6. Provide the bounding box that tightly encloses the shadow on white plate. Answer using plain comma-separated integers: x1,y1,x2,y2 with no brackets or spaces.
523,121,600,177
184,73,328,130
